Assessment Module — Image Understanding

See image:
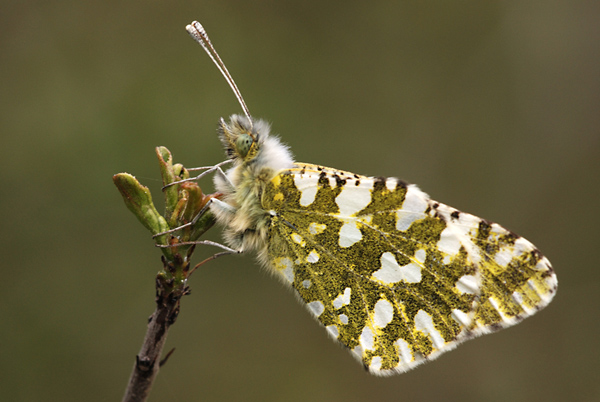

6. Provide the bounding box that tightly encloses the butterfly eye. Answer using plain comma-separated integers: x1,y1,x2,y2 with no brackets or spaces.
236,133,254,158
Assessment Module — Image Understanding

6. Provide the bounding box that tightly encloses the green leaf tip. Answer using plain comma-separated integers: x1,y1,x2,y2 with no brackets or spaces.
112,173,170,237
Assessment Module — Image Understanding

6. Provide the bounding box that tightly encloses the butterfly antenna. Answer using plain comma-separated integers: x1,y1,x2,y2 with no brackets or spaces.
186,21,253,131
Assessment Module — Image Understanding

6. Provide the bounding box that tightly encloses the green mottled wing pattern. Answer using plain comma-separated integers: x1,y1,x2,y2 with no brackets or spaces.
262,163,557,375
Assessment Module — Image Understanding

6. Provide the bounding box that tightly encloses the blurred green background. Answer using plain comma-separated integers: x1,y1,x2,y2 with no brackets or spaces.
2,1,599,401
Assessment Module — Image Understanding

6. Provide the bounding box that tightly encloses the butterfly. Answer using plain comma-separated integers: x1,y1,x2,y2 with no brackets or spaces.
184,21,557,375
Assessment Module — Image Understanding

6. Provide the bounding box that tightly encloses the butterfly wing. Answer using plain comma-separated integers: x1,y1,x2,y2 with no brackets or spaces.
261,163,557,375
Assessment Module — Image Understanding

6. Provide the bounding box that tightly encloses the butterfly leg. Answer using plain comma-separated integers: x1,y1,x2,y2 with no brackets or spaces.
188,159,235,190
154,196,244,258
151,197,213,238
162,159,233,190
153,197,235,240
187,244,241,276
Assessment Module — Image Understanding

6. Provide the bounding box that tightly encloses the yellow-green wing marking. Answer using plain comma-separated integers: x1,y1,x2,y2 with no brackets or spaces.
262,163,557,375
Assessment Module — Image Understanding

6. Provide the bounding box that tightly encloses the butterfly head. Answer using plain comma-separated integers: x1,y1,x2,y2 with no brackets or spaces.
219,114,262,163
217,114,295,175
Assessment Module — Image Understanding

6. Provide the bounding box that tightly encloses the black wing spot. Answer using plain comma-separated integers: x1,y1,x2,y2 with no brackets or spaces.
335,175,347,187
395,180,408,191
478,220,492,238
373,177,386,191
489,323,503,332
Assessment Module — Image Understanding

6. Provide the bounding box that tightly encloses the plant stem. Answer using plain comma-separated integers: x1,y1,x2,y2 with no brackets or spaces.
122,257,189,402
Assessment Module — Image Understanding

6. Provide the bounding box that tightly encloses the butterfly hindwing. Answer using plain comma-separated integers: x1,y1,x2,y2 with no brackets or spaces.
261,163,557,374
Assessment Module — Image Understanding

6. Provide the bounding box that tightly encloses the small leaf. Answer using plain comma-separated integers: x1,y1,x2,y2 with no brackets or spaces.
156,146,180,217
113,173,170,240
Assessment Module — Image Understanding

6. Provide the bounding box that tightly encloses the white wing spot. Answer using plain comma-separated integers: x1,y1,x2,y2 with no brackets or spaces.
273,257,294,284
302,279,312,289
351,345,364,361
308,222,327,235
332,287,352,309
338,314,349,324
414,310,445,350
512,291,536,315
326,325,339,338
307,301,325,317
402,263,423,284
436,208,482,264
456,211,483,232
437,226,462,257
451,309,472,328
415,248,426,264
339,221,362,248
512,291,524,305
513,237,532,257
294,174,319,206
489,297,516,324
455,274,479,294
386,178,397,192
359,325,375,351
373,299,394,328
307,250,319,263
535,257,551,272
372,252,422,284
494,248,514,266
490,223,505,235
395,338,413,364
396,185,428,231
291,233,305,246
370,356,383,371
335,183,372,217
